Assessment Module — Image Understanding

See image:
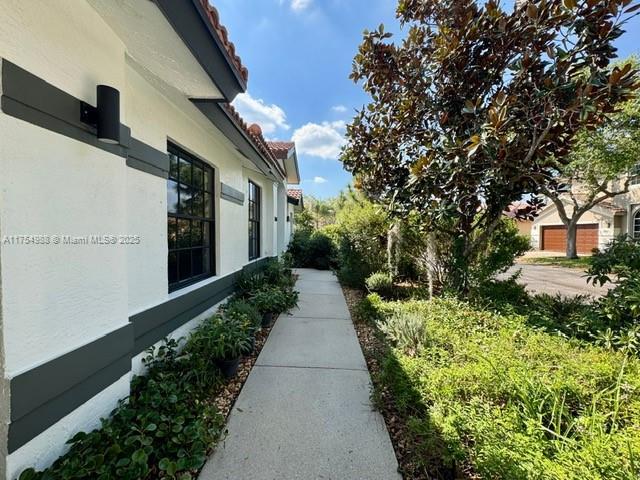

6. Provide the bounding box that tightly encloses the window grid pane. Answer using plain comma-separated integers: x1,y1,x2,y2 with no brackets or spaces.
167,145,215,291
248,180,261,260
634,212,640,238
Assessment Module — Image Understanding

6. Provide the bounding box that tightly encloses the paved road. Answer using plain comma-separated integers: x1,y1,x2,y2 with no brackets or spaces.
199,269,401,480
501,264,611,298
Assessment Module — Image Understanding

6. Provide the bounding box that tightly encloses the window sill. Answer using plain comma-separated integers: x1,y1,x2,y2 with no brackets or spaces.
168,274,221,300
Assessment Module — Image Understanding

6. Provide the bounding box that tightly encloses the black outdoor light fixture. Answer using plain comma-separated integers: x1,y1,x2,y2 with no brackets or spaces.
80,85,120,144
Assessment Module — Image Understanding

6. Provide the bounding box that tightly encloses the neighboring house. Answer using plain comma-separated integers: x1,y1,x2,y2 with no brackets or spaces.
0,1,299,477
531,173,640,254
287,188,305,240
504,200,536,237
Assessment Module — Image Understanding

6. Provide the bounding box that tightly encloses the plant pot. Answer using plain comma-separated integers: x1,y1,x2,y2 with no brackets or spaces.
218,356,241,379
261,312,274,327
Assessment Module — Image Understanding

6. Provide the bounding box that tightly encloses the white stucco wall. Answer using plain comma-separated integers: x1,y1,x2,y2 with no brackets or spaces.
276,186,287,255
0,1,290,477
285,203,294,243
0,0,127,121
0,116,130,376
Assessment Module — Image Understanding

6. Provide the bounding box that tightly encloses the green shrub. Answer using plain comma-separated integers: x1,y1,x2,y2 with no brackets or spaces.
372,297,640,479
527,293,600,340
287,230,335,269
188,315,252,360
224,298,261,332
262,258,295,287
354,293,386,323
19,338,226,480
365,271,394,298
251,286,298,314
472,277,529,312
469,219,530,284
307,232,335,269
587,236,640,345
235,270,266,298
377,310,428,355
334,198,388,287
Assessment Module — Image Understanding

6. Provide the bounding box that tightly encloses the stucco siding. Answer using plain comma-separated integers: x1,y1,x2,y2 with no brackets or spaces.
0,0,126,120
0,114,129,377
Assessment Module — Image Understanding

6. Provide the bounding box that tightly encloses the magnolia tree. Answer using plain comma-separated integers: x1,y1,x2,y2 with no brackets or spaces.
342,0,639,291
540,82,640,258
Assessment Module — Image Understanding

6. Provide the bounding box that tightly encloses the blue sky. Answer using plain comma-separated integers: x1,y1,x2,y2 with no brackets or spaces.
215,0,640,199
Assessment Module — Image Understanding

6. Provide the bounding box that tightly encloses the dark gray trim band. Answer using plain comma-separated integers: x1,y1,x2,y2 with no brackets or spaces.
130,256,274,354
0,60,130,158
127,138,170,179
153,0,246,101
220,183,245,205
8,324,133,453
0,59,170,180
131,272,238,354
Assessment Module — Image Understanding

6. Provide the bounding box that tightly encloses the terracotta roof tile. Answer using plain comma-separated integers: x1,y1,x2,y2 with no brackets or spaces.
287,188,303,200
199,0,249,84
222,103,285,177
267,141,295,160
504,200,541,219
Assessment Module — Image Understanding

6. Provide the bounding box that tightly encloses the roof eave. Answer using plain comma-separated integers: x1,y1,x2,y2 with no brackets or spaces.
191,100,278,181
154,0,247,101
284,150,301,184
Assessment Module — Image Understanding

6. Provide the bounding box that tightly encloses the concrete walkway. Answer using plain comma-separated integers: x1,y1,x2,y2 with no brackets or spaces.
199,269,401,480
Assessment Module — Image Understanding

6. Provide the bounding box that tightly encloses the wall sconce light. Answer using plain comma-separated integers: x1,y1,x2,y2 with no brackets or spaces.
80,85,120,144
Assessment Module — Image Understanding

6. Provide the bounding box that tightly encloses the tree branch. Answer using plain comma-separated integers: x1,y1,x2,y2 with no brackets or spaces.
541,185,570,225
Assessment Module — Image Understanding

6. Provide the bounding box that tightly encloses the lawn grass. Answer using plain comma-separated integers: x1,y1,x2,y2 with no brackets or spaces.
520,255,592,269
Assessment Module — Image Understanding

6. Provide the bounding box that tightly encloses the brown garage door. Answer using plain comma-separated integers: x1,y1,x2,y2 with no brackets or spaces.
541,224,598,254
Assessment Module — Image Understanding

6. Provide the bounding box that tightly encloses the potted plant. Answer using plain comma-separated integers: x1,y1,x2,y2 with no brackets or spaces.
251,287,288,327
191,316,252,379
224,299,261,354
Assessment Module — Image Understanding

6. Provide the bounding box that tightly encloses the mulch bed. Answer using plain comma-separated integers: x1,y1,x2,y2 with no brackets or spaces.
342,285,434,480
213,273,298,424
212,317,276,419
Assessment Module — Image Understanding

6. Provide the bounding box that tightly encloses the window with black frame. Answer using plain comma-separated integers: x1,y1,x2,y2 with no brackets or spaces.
167,144,215,291
248,180,261,260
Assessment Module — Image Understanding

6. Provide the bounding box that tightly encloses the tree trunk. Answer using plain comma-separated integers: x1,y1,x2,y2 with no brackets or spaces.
566,221,579,259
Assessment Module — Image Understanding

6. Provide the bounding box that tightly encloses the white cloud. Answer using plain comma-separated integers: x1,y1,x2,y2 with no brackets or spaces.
291,0,312,11
313,176,328,184
331,104,347,113
292,121,346,159
232,92,289,135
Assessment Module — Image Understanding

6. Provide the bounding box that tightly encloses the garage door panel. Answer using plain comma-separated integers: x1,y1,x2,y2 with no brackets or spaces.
542,224,598,254
541,225,566,252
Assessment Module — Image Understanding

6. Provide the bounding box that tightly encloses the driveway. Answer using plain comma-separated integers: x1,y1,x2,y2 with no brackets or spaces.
501,264,611,297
